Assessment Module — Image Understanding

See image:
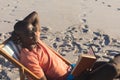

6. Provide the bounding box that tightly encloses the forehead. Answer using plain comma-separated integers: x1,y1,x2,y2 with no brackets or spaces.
16,24,34,35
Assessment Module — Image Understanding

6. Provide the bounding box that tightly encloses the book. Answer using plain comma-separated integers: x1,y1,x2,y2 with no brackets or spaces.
71,47,96,77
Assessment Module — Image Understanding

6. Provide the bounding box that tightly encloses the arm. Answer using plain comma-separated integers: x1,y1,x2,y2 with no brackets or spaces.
24,57,47,80
20,49,47,80
23,11,40,31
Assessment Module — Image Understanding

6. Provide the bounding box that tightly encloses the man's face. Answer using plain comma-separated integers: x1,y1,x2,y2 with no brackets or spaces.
19,24,38,46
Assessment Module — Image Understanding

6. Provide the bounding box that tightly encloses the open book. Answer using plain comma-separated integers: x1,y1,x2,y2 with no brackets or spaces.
71,47,96,77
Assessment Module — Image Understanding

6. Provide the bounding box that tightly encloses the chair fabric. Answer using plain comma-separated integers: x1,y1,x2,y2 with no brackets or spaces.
2,40,21,60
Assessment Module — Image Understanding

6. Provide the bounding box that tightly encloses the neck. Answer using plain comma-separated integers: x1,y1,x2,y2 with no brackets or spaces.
22,44,37,51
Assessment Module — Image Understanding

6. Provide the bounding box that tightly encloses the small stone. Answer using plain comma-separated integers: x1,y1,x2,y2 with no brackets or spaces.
107,5,111,7
117,8,120,11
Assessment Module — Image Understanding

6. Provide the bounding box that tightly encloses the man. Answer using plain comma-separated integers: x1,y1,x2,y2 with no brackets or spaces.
12,11,71,80
11,11,120,80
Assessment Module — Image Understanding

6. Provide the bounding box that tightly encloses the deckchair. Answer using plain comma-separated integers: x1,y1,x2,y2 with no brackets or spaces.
0,37,71,80
0,37,97,80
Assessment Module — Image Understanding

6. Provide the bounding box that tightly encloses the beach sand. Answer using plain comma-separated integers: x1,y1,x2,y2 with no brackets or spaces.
0,0,120,37
0,0,120,80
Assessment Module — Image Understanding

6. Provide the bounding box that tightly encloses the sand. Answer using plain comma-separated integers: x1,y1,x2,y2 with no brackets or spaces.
0,0,120,37
0,0,120,80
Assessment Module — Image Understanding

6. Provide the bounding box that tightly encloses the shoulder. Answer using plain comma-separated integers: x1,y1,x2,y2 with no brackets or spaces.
20,48,35,57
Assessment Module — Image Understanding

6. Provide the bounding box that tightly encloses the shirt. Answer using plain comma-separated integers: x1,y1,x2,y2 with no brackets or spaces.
20,40,71,80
